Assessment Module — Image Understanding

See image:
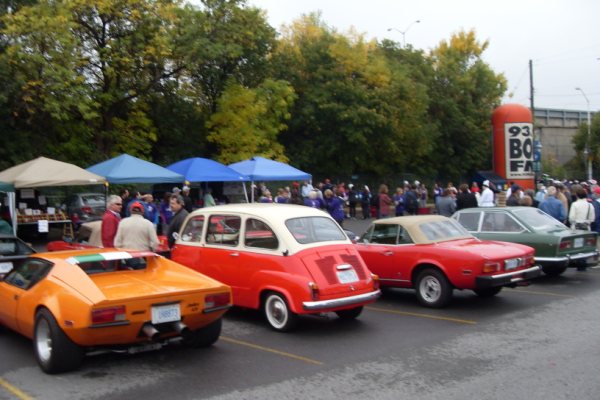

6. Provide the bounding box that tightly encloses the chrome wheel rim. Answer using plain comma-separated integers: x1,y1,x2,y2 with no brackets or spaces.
419,276,441,303
36,318,53,363
266,296,288,329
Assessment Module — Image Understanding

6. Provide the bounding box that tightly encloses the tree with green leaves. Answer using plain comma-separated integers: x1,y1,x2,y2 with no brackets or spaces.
572,112,600,178
427,29,507,180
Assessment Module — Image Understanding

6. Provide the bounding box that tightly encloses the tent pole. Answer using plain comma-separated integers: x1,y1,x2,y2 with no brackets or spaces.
242,182,249,203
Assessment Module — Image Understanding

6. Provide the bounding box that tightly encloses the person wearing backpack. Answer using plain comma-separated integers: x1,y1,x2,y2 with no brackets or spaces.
404,184,419,215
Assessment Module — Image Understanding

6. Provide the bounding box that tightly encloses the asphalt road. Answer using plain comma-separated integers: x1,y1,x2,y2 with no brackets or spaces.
2,218,600,400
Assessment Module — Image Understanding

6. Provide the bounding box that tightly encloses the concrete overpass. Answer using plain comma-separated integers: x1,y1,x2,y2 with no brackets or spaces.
534,107,597,166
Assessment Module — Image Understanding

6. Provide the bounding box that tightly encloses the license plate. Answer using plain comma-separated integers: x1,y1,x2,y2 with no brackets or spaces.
151,303,180,324
574,238,584,248
337,268,359,284
0,262,13,274
505,259,518,271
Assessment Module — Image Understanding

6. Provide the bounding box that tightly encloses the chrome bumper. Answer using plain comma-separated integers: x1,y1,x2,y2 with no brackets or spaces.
475,265,542,289
536,250,599,266
303,290,381,311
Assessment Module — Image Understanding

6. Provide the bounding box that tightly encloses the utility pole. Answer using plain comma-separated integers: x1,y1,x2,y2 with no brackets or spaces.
530,60,541,186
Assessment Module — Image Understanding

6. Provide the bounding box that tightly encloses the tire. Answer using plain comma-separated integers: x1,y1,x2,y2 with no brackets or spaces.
263,292,298,332
335,306,363,320
182,318,222,348
34,308,84,374
542,265,568,277
473,287,503,297
415,268,453,308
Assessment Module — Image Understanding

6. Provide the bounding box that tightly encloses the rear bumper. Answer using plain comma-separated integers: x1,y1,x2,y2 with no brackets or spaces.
475,265,542,289
302,290,381,311
536,250,599,267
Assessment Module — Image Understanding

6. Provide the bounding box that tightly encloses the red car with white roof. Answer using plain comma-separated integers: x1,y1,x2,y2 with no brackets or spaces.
171,204,380,331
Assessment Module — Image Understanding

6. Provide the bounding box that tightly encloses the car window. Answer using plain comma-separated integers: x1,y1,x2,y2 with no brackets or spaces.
285,217,347,244
456,212,481,231
419,220,471,242
244,218,279,250
512,207,567,231
206,215,240,246
366,224,399,244
81,194,105,206
4,259,52,289
0,238,34,256
482,212,525,233
181,215,205,243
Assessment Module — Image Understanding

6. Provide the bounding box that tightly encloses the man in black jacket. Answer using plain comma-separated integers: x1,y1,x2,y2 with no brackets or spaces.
167,194,189,248
456,184,478,210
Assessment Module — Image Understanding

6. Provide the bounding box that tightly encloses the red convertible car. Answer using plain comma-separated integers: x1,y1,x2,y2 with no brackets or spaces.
355,215,541,308
171,204,381,331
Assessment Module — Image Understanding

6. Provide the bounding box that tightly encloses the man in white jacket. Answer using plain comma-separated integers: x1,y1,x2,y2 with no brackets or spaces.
479,180,495,207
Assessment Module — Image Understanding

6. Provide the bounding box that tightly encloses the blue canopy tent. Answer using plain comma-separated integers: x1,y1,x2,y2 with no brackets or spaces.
166,157,248,182
87,154,184,184
228,156,311,202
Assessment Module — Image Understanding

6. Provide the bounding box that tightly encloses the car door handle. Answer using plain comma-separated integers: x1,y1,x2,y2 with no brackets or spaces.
230,253,239,257
382,251,394,256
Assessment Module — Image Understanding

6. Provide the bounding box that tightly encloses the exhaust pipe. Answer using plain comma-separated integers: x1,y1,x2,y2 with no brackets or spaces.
142,323,161,342
172,321,190,337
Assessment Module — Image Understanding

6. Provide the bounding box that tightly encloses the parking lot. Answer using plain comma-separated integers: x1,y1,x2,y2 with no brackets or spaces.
2,219,600,400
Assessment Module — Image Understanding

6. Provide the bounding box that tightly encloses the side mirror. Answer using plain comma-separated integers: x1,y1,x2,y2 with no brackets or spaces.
172,232,180,241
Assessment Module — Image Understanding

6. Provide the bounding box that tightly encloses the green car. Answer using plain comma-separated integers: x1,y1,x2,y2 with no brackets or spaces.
452,207,599,276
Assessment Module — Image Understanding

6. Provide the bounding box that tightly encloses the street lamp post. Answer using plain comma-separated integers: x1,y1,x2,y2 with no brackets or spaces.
575,87,593,180
387,20,420,48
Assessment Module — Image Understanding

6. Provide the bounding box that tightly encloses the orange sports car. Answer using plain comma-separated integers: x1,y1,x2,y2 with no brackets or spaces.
0,248,232,374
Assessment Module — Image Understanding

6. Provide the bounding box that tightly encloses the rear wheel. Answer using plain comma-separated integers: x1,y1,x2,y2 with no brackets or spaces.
34,308,84,374
335,306,363,320
263,292,298,332
415,268,453,308
473,287,503,297
542,265,568,277
182,318,222,348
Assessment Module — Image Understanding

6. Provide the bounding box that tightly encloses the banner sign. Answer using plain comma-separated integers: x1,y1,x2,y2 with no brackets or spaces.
505,123,534,179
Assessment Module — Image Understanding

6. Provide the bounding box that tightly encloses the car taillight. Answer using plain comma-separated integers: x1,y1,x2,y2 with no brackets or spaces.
92,306,126,324
559,240,572,250
81,206,93,214
585,237,597,247
371,274,380,290
205,293,231,308
524,255,535,266
308,282,320,300
483,261,500,273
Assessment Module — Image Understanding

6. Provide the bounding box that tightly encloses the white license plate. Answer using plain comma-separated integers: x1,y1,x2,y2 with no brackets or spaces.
151,303,181,324
505,259,518,271
337,269,359,284
0,262,13,274
574,238,584,248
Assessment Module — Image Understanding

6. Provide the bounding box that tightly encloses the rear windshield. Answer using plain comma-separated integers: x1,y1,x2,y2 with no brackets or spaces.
78,257,148,274
285,217,347,244
81,194,105,206
512,207,567,231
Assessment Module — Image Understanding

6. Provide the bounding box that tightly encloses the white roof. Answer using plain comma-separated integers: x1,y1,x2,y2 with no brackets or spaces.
184,203,349,254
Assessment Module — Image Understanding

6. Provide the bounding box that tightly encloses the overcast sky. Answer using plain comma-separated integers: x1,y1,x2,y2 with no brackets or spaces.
247,0,600,112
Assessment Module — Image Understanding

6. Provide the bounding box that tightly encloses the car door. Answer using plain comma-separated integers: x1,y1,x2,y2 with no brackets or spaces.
356,223,408,285
477,211,529,243
174,214,207,273
201,214,241,292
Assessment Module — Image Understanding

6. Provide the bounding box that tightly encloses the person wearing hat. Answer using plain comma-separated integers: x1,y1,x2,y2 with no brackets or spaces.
539,186,566,223
114,201,159,252
479,180,495,207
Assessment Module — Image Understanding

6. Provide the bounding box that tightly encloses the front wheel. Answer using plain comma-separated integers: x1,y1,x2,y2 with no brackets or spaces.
263,292,298,332
335,306,363,320
473,287,502,297
182,318,222,348
415,268,453,308
34,308,84,374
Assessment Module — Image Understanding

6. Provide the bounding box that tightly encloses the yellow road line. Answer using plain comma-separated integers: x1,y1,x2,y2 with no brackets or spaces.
510,289,574,298
0,378,33,400
221,336,323,365
366,306,476,325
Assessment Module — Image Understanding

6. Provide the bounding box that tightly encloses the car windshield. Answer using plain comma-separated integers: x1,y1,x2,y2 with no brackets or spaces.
512,207,567,231
418,219,472,242
285,216,347,244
